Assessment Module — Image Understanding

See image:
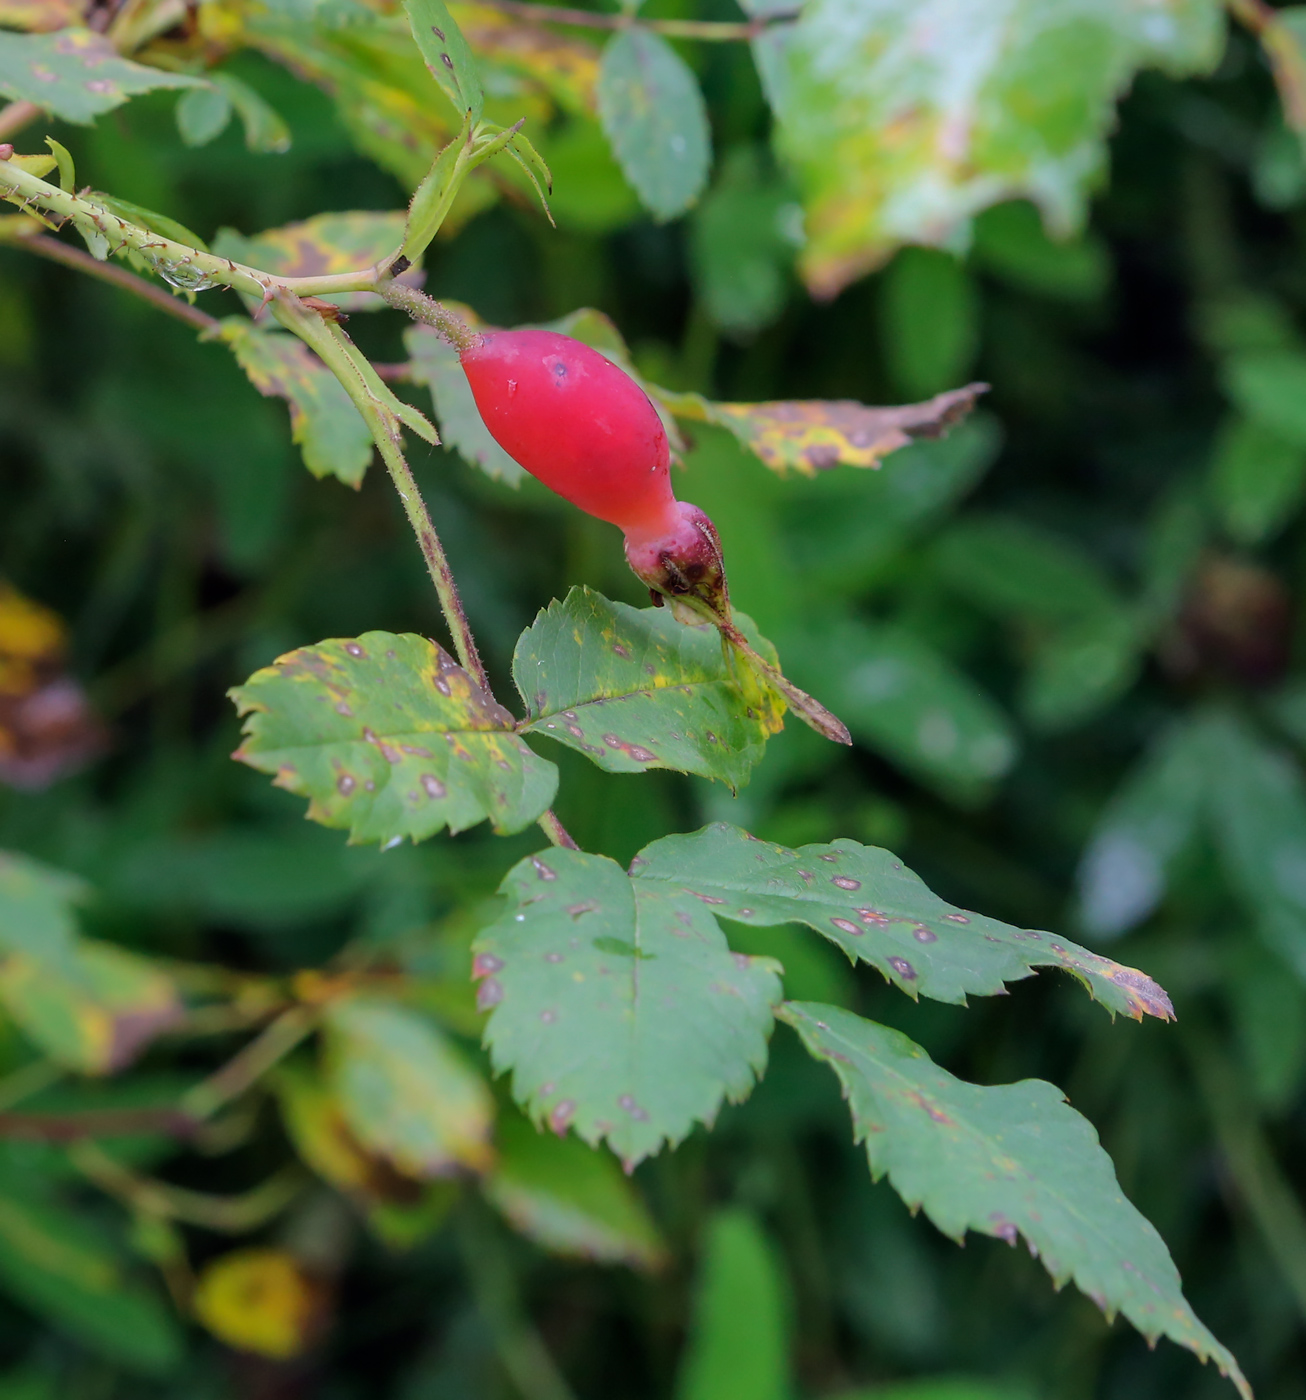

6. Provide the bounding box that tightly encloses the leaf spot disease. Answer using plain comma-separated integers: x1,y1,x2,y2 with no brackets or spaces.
549,1099,575,1134
832,876,861,890
473,953,503,976
617,1094,650,1122
476,977,504,1010
345,642,365,657
913,926,938,943
532,857,558,881
888,956,917,980
337,774,356,795
943,913,971,924
831,917,863,936
420,774,446,799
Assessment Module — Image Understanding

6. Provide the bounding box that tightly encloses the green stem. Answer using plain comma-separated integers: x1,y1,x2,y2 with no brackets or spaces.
456,1201,579,1400
0,161,385,300
382,280,481,352
275,295,492,691
179,1006,316,1123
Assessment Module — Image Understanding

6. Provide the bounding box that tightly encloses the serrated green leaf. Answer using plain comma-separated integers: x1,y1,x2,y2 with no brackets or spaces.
219,319,374,485
473,847,783,1168
176,83,234,147
770,0,1224,297
213,211,406,313
781,1003,1249,1400
403,0,484,122
0,940,182,1074
1210,414,1306,545
783,618,1017,804
513,587,783,789
0,849,84,964
405,323,525,483
229,630,558,843
656,384,985,477
677,1209,789,1400
0,27,200,123
324,997,494,1176
0,1189,182,1374
597,28,710,222
634,823,1172,1019
484,1110,665,1267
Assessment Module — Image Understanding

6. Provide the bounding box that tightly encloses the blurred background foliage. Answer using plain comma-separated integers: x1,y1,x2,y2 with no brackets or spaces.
1,0,1305,1398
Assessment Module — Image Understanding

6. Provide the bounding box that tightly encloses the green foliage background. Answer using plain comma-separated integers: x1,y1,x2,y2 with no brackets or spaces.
1,2,1305,1398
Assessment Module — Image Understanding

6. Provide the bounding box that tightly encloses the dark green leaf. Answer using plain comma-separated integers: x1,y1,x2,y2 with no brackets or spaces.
175,84,233,147
677,1209,789,1400
484,1111,665,1268
0,27,200,123
1020,607,1142,732
781,1003,1249,1400
1222,348,1306,448
634,824,1173,1019
597,28,711,222
1075,717,1210,939
229,630,558,843
878,248,979,400
1209,415,1306,545
403,0,484,122
1201,709,1306,976
473,847,782,1168
513,587,783,789
784,618,1018,804
219,319,374,485
0,1189,182,1374
405,324,524,484
324,997,494,1175
972,200,1111,302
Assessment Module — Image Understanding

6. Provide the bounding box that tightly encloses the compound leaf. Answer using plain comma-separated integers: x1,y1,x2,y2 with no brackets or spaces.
473,847,782,1168
324,997,494,1176
781,1003,1249,1400
229,631,558,844
513,587,783,789
0,27,200,124
484,1111,665,1267
633,823,1172,1020
597,28,710,222
219,319,374,486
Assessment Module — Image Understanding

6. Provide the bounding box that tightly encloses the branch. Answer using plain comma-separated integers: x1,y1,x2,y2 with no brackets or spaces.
179,1006,316,1123
475,0,797,40
0,160,385,301
1228,0,1306,130
1,227,220,332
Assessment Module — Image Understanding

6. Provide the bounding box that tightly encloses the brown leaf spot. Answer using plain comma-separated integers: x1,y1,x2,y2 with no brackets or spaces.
549,1099,575,1134
476,977,504,1010
913,926,938,943
888,956,917,980
832,876,861,890
831,917,863,936
472,953,503,977
345,642,365,657
532,856,558,881
337,774,356,795
943,913,971,924
617,1094,649,1121
420,773,446,799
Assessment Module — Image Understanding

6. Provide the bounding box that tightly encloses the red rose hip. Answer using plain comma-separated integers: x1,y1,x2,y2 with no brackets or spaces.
460,329,680,545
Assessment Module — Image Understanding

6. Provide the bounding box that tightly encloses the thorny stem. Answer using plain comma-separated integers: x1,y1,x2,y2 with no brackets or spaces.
0,160,385,300
476,0,797,40
537,809,580,850
0,226,220,332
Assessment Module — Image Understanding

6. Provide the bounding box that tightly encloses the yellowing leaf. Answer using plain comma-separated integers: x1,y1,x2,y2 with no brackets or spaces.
325,997,494,1176
219,319,375,486
452,1,599,113
0,940,182,1073
0,0,83,32
193,1249,325,1360
656,384,986,476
